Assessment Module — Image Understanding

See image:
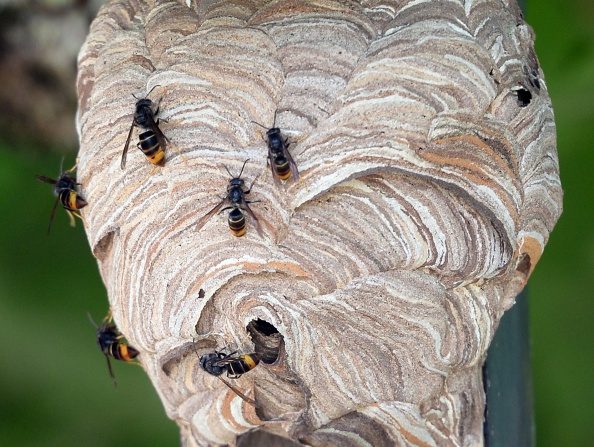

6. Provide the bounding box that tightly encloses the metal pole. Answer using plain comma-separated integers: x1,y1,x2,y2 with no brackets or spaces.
483,289,535,446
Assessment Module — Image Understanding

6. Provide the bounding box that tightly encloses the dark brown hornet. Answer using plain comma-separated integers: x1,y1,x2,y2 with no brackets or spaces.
200,350,260,405
195,159,262,237
121,85,170,169
89,311,139,386
36,165,87,234
200,351,260,378
254,114,299,184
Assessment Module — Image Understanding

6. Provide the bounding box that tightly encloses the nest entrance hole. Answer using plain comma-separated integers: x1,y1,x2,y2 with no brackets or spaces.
515,87,532,107
247,319,282,364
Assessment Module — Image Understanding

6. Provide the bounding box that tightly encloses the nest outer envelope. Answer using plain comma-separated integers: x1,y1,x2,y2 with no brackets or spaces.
75,0,562,445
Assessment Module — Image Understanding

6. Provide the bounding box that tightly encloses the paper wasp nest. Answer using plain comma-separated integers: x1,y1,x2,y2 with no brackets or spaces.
76,0,562,445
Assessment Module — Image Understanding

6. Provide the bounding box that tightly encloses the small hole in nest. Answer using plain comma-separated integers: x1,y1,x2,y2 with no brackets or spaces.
515,88,532,107
247,319,282,364
516,253,531,276
93,230,116,262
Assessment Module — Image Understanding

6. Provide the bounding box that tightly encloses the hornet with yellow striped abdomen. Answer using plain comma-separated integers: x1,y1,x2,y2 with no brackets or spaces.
195,159,262,237
200,350,260,379
253,113,299,184
36,165,87,234
121,85,170,169
200,350,260,405
89,311,139,385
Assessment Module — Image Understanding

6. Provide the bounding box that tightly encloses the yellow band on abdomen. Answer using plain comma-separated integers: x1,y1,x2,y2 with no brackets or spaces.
149,150,165,165
243,355,256,369
68,192,78,209
120,344,131,361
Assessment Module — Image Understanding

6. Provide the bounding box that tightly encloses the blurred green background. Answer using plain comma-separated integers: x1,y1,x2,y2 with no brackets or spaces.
528,1,594,446
0,0,592,446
